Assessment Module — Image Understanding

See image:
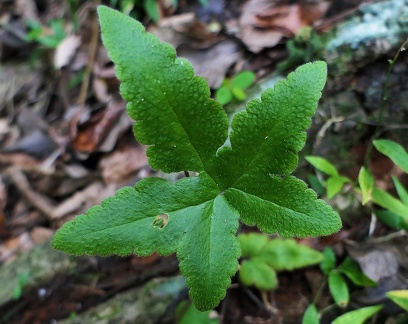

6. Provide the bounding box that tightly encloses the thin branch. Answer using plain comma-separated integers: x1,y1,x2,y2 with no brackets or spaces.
77,0,101,106
364,39,408,166
6,167,56,220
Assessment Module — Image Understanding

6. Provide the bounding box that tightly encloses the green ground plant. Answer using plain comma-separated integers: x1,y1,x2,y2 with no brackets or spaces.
307,139,408,230
215,71,255,105
304,141,408,321
12,271,30,301
52,6,341,311
26,19,66,48
301,246,385,323
113,0,209,23
238,233,322,291
304,39,408,323
277,27,329,72
113,0,161,22
176,300,218,324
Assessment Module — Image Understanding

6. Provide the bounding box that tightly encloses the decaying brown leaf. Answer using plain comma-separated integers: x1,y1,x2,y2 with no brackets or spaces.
54,35,81,69
71,100,126,154
178,40,241,88
150,12,239,88
239,0,330,53
100,143,147,184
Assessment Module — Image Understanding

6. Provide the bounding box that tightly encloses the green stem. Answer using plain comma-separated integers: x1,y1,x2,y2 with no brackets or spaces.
312,277,328,305
364,39,408,166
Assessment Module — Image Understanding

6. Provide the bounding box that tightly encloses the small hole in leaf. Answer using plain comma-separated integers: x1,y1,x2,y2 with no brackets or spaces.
152,213,169,229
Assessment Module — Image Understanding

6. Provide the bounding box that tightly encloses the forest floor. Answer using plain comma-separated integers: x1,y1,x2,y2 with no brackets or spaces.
1,0,408,323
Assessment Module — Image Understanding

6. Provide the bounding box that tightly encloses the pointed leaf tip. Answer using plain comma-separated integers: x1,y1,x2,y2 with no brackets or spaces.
98,5,228,174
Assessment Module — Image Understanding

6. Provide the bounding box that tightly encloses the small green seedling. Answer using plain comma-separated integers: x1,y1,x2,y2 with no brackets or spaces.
215,71,255,105
305,156,352,199
238,233,322,291
320,247,376,309
304,305,383,324
12,271,30,300
115,0,209,24
301,247,378,323
386,290,408,311
371,139,408,228
52,6,341,311
176,300,219,324
111,0,162,23
307,139,408,231
26,19,66,48
331,305,383,324
302,303,319,324
278,27,328,72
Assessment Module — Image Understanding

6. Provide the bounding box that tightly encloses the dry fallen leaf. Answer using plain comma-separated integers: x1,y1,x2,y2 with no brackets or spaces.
72,100,126,154
52,182,116,220
178,40,241,88
239,0,330,53
54,35,81,69
30,226,54,244
100,143,147,184
0,232,33,265
346,242,408,282
150,12,223,49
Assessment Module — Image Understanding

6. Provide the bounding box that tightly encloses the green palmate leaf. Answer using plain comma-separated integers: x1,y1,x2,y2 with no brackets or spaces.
358,167,374,205
212,62,329,189
306,156,339,177
386,290,408,311
52,6,341,311
331,305,382,324
302,304,319,324
373,139,408,174
328,271,349,308
53,176,219,256
98,6,228,174
178,195,240,309
53,175,240,310
224,175,340,237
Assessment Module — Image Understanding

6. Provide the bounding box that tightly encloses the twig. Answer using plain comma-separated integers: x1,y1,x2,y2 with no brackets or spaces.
313,105,345,155
77,0,101,106
364,39,408,166
370,230,406,243
6,167,56,220
0,22,28,43
319,303,337,316
368,211,377,237
312,277,327,306
242,286,276,318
